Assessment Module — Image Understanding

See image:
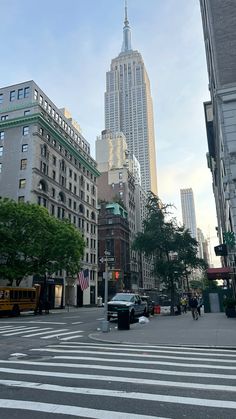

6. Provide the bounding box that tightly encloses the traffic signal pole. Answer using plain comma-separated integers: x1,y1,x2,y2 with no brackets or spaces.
101,250,110,333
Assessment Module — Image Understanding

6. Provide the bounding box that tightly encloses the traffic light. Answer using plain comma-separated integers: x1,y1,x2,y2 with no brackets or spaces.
112,271,120,280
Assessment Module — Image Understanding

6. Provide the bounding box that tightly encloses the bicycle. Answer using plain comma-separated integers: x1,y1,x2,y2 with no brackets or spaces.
192,307,199,320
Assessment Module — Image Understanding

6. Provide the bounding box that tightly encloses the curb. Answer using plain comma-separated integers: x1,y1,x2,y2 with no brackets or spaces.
88,333,236,350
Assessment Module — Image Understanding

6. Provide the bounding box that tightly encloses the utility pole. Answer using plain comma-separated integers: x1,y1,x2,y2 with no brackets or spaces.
101,250,110,333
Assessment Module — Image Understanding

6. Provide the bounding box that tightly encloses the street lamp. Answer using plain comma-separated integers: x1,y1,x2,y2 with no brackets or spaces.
101,250,110,333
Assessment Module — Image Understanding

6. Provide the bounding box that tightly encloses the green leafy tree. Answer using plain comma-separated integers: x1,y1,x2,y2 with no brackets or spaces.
0,199,85,285
133,194,207,314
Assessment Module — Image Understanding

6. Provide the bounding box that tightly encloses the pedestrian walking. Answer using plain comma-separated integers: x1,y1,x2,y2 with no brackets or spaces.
180,296,188,313
197,296,203,316
189,295,198,319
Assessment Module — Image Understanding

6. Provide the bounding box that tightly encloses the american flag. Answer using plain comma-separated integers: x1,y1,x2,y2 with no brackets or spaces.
77,269,89,291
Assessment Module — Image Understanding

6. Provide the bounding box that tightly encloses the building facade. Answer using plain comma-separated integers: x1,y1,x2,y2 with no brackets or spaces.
0,80,100,307
200,0,236,292
98,202,130,298
96,129,155,289
104,4,158,195
180,188,197,240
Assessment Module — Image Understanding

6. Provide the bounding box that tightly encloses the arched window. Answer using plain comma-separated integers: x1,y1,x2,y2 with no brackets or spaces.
38,179,47,192
91,211,95,221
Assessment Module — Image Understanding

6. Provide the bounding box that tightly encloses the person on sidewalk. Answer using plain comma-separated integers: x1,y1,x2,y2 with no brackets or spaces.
197,296,203,316
189,295,198,319
180,296,188,313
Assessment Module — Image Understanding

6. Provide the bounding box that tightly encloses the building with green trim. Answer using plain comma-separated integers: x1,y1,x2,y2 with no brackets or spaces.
0,80,100,308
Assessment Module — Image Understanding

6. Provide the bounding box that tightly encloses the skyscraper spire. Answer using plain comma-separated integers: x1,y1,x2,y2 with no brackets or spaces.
121,0,132,52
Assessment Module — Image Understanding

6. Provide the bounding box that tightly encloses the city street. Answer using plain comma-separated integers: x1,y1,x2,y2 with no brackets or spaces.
0,309,236,418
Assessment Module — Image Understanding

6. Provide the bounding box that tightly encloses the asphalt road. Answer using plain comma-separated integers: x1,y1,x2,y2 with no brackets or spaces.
0,308,236,418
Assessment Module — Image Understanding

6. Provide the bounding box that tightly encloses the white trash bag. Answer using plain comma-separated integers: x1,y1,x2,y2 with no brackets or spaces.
139,316,149,324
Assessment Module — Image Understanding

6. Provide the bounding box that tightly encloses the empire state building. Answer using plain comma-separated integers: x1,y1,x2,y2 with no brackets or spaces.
104,3,158,195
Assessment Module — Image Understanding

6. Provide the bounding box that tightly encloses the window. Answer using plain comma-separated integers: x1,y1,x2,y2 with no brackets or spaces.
39,95,43,105
52,139,56,147
44,100,48,110
24,110,30,116
52,170,56,180
18,89,24,99
23,126,29,135
0,131,4,140
53,156,56,165
69,182,72,191
20,159,27,170
34,90,38,100
47,134,50,142
51,204,55,216
48,104,51,114
119,172,122,179
10,91,15,101
19,179,26,189
74,173,77,181
73,201,76,210
74,186,77,195
0,94,3,104
18,196,25,203
22,144,28,152
68,198,72,208
24,87,30,98
1,115,8,121
52,188,55,198
0,146,3,157
39,127,43,136
0,163,2,173
69,169,72,178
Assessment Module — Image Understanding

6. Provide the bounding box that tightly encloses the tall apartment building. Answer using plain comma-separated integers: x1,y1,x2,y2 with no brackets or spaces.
0,81,99,307
104,4,158,195
200,0,236,291
180,188,197,240
96,129,155,289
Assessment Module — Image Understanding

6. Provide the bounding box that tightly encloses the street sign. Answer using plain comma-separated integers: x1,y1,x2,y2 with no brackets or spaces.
106,257,115,262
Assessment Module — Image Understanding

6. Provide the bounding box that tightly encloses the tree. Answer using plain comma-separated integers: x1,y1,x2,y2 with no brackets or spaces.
133,194,207,314
0,199,85,285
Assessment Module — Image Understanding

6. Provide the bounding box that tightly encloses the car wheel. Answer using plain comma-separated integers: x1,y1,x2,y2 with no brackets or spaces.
130,310,134,324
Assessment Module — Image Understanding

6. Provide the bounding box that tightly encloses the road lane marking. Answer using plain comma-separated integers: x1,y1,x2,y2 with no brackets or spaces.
30,348,236,363
41,330,84,339
0,326,28,334
61,341,236,354
3,327,40,336
0,367,236,392
60,335,83,341
1,380,236,409
0,359,235,380
0,399,164,419
47,344,236,358
22,328,54,337
71,321,83,325
52,355,236,370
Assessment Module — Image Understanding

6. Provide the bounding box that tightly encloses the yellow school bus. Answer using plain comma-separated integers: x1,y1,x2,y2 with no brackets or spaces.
0,285,41,316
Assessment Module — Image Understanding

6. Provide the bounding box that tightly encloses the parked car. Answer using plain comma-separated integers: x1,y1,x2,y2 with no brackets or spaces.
141,295,155,316
107,293,147,323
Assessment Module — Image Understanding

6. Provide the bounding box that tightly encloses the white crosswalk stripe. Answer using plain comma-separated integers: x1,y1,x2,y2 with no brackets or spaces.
0,323,84,340
0,342,236,418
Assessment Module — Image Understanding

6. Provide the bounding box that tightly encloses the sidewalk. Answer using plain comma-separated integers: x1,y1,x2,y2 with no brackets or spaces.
89,311,236,348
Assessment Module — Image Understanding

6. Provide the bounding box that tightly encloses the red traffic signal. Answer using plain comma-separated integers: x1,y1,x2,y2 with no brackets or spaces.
115,271,119,280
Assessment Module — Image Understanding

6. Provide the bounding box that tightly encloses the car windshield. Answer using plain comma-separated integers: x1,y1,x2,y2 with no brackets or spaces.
112,294,134,302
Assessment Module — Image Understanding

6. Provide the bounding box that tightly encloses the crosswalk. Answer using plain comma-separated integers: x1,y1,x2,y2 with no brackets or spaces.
0,322,84,341
0,342,236,418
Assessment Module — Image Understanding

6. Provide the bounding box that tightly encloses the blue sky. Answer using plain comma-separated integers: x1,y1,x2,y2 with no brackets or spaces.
1,0,219,265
